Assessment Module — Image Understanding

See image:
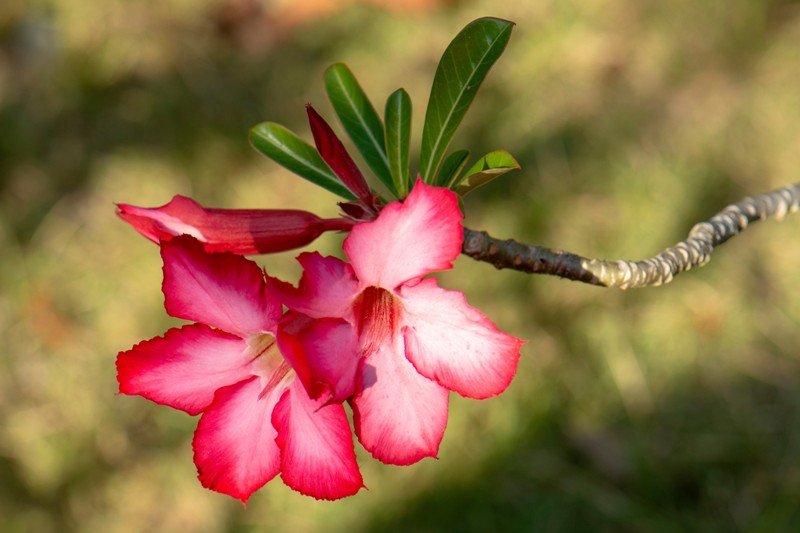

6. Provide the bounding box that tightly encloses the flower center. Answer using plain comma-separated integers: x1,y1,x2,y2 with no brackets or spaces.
247,333,293,397
353,286,402,356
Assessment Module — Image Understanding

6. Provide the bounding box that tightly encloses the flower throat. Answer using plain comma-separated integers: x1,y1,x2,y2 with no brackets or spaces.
353,286,401,356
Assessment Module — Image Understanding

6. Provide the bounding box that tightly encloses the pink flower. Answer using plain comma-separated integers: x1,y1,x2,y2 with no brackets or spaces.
116,236,363,502
274,180,524,466
117,195,353,255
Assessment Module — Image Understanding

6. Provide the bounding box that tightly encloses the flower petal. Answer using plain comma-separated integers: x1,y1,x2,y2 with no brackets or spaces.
400,279,524,399
272,380,364,500
343,180,463,289
277,312,360,403
270,252,358,320
192,376,285,503
351,335,449,465
117,195,352,255
116,324,257,415
161,235,280,336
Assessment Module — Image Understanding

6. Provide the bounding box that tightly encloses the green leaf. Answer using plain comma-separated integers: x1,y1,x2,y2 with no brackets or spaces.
435,149,470,187
249,122,355,200
419,17,514,182
324,63,395,195
384,89,412,197
454,149,520,196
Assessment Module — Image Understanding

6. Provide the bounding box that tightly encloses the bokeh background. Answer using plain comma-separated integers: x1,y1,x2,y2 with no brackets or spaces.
2,0,800,530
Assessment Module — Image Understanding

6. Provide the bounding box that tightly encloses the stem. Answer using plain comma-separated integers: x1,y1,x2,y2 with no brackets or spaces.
462,183,800,289
321,217,356,232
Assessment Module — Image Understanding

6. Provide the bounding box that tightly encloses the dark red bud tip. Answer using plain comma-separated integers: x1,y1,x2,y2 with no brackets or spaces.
338,201,376,222
306,105,375,206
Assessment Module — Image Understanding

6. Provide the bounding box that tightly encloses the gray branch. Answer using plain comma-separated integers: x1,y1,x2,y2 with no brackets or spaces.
462,183,800,289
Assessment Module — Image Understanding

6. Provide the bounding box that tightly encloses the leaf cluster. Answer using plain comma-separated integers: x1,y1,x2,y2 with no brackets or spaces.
249,17,521,202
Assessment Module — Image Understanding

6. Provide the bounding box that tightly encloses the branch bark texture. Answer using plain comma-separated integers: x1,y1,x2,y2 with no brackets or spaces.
462,183,800,289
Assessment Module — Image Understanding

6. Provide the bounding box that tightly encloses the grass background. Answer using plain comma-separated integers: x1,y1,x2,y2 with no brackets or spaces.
1,0,800,530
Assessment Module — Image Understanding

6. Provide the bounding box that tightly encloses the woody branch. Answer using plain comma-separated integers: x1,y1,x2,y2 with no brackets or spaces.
462,183,800,289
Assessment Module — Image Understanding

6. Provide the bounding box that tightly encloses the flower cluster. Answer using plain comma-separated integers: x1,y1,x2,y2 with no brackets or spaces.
117,107,523,503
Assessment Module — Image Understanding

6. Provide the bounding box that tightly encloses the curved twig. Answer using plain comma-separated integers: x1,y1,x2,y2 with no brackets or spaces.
462,183,800,289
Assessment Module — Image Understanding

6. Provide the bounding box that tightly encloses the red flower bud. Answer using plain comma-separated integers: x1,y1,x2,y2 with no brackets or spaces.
306,105,375,208
117,195,353,255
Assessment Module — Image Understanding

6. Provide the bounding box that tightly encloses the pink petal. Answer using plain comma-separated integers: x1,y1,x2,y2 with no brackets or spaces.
192,376,285,503
272,380,364,500
277,312,360,403
306,105,375,207
343,180,463,289
400,279,524,399
351,335,449,465
117,195,352,255
161,236,280,337
117,324,257,415
269,252,358,320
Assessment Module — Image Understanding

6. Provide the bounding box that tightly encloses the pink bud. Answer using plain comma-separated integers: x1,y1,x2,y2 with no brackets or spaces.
117,195,353,255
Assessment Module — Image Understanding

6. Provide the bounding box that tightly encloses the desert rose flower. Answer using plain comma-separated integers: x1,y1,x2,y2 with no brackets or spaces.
274,180,524,465
116,236,363,502
117,195,353,255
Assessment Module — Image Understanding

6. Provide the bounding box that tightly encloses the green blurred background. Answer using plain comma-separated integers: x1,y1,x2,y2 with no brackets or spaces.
2,0,800,530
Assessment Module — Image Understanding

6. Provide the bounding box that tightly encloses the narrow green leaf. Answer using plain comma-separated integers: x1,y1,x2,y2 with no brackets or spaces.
454,149,520,196
384,89,412,197
249,122,355,200
435,149,470,187
324,63,395,194
419,17,514,182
